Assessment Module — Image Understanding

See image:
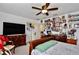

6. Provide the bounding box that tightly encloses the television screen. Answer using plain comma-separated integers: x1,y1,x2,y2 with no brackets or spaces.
3,22,25,35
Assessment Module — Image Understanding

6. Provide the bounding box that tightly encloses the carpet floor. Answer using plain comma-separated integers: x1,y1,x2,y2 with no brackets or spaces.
15,44,29,55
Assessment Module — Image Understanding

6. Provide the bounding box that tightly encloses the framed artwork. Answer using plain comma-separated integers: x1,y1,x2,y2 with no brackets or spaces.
74,23,79,28
26,22,35,31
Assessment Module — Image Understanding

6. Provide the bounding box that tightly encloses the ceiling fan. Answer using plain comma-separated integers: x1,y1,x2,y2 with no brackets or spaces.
32,3,58,16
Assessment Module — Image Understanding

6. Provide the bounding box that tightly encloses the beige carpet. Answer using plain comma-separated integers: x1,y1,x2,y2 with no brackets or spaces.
15,44,29,55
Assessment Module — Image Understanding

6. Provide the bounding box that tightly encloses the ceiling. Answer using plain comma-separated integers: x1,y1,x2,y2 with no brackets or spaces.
0,3,79,20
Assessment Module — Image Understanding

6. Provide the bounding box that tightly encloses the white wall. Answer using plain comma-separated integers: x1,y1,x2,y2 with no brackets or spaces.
0,12,40,43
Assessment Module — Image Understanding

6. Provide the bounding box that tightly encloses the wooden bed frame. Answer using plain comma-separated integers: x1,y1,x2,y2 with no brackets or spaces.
29,35,67,55
29,35,54,55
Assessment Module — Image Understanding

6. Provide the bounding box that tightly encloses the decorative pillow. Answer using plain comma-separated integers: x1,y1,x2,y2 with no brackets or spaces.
35,40,57,52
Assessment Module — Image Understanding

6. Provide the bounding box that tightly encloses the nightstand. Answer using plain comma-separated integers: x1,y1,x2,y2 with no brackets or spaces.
67,39,77,45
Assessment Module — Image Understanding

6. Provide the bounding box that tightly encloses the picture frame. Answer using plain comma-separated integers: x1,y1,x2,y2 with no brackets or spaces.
74,23,79,28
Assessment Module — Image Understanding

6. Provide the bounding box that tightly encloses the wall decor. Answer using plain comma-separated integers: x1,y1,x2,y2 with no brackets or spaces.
27,22,35,31
74,23,79,28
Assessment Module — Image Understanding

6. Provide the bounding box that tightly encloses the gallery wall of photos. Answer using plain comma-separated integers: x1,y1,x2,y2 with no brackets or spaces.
41,12,79,32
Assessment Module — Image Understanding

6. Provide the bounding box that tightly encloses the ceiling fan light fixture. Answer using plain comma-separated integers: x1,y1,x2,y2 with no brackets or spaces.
32,3,58,16
42,10,47,13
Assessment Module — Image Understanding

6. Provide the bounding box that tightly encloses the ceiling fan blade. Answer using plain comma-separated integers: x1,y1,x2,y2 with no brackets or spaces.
48,8,58,11
42,3,50,10
36,12,41,15
42,5,45,10
45,3,50,8
45,13,49,16
32,6,42,10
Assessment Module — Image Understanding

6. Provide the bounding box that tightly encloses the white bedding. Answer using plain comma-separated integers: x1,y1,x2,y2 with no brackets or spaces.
31,41,79,55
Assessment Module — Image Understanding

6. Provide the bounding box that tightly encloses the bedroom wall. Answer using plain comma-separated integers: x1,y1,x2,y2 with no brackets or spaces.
42,11,79,45
0,12,41,43
65,12,79,45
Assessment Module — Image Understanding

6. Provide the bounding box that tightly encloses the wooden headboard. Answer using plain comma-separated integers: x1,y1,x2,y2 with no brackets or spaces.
29,35,54,55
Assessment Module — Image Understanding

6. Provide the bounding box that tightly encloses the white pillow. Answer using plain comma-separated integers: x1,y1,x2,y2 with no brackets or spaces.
51,31,60,35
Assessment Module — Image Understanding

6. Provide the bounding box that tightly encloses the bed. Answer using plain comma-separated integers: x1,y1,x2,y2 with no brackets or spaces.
29,36,54,55
29,36,79,55
31,41,79,55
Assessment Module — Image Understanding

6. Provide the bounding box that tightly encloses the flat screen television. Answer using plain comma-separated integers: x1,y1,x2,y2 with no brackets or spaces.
3,22,25,35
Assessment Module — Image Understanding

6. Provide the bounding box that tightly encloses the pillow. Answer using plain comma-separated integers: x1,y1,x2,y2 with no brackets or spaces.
35,40,57,52
51,31,60,35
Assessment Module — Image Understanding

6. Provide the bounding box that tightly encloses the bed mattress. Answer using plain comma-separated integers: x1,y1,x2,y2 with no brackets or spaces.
31,41,79,55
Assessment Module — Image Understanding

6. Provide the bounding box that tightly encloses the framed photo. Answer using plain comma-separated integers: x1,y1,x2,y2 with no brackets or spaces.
74,23,79,28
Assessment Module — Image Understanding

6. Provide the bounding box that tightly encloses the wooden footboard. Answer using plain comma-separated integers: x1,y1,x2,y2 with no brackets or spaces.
29,36,54,55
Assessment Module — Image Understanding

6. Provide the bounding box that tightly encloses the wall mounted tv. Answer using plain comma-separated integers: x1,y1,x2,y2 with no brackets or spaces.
3,22,25,35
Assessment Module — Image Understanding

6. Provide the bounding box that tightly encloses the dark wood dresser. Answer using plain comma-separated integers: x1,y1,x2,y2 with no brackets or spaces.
7,34,26,47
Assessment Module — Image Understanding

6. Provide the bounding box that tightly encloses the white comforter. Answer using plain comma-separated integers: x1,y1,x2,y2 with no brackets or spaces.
31,41,79,55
